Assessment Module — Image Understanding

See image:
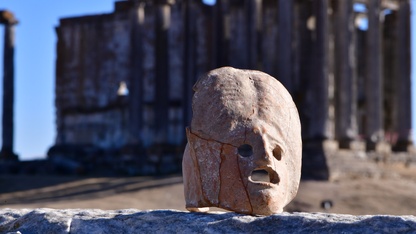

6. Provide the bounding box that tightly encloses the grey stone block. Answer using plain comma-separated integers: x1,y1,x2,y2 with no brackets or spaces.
0,209,415,233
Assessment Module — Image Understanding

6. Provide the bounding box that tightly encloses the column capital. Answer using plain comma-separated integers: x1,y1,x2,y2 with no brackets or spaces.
0,10,18,25
127,0,175,6
154,0,175,5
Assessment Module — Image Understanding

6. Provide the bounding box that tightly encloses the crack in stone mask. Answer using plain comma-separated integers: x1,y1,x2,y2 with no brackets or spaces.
182,67,302,215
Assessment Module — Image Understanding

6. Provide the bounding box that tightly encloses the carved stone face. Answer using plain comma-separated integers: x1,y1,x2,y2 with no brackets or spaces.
183,67,302,215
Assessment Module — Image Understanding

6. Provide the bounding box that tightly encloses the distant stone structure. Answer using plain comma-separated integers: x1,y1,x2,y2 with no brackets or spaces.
0,10,18,162
49,0,413,177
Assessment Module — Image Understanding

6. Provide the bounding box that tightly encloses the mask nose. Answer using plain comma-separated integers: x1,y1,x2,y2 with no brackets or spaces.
252,146,274,165
260,150,275,164
239,130,282,163
237,143,271,162
255,143,282,165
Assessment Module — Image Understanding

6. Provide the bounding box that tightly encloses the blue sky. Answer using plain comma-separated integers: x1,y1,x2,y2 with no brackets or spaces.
0,0,415,160
0,1,115,160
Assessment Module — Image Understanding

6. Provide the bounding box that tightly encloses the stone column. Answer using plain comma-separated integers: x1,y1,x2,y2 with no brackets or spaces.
277,0,293,92
214,0,230,67
327,1,336,141
128,2,145,145
393,0,412,151
245,0,262,69
365,0,384,150
334,0,358,149
154,1,172,143
0,11,18,161
183,0,194,130
310,0,330,140
381,9,396,145
300,0,332,180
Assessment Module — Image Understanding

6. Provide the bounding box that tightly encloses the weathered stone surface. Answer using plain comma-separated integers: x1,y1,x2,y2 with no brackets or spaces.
0,209,415,233
183,67,302,215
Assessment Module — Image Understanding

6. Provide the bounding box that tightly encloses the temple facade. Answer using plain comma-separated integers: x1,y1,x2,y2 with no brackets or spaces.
49,0,412,176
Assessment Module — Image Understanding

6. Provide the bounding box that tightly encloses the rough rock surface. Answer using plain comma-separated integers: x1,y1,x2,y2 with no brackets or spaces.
1,209,415,233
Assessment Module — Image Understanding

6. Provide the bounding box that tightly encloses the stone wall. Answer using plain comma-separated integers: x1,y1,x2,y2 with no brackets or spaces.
0,209,415,233
55,12,131,148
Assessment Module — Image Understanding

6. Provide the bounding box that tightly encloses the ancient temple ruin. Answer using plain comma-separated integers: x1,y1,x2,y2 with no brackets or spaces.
49,0,412,176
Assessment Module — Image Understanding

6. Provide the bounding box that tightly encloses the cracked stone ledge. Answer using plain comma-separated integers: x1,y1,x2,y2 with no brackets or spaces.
1,209,415,233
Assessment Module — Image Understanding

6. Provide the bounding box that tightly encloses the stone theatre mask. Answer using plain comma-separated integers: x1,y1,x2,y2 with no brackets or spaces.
182,67,302,215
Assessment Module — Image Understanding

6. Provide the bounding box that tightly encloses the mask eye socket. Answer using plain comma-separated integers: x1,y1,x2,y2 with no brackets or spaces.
273,146,282,161
238,144,253,157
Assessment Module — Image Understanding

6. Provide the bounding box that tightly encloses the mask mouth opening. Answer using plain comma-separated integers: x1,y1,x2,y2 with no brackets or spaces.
250,168,280,185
